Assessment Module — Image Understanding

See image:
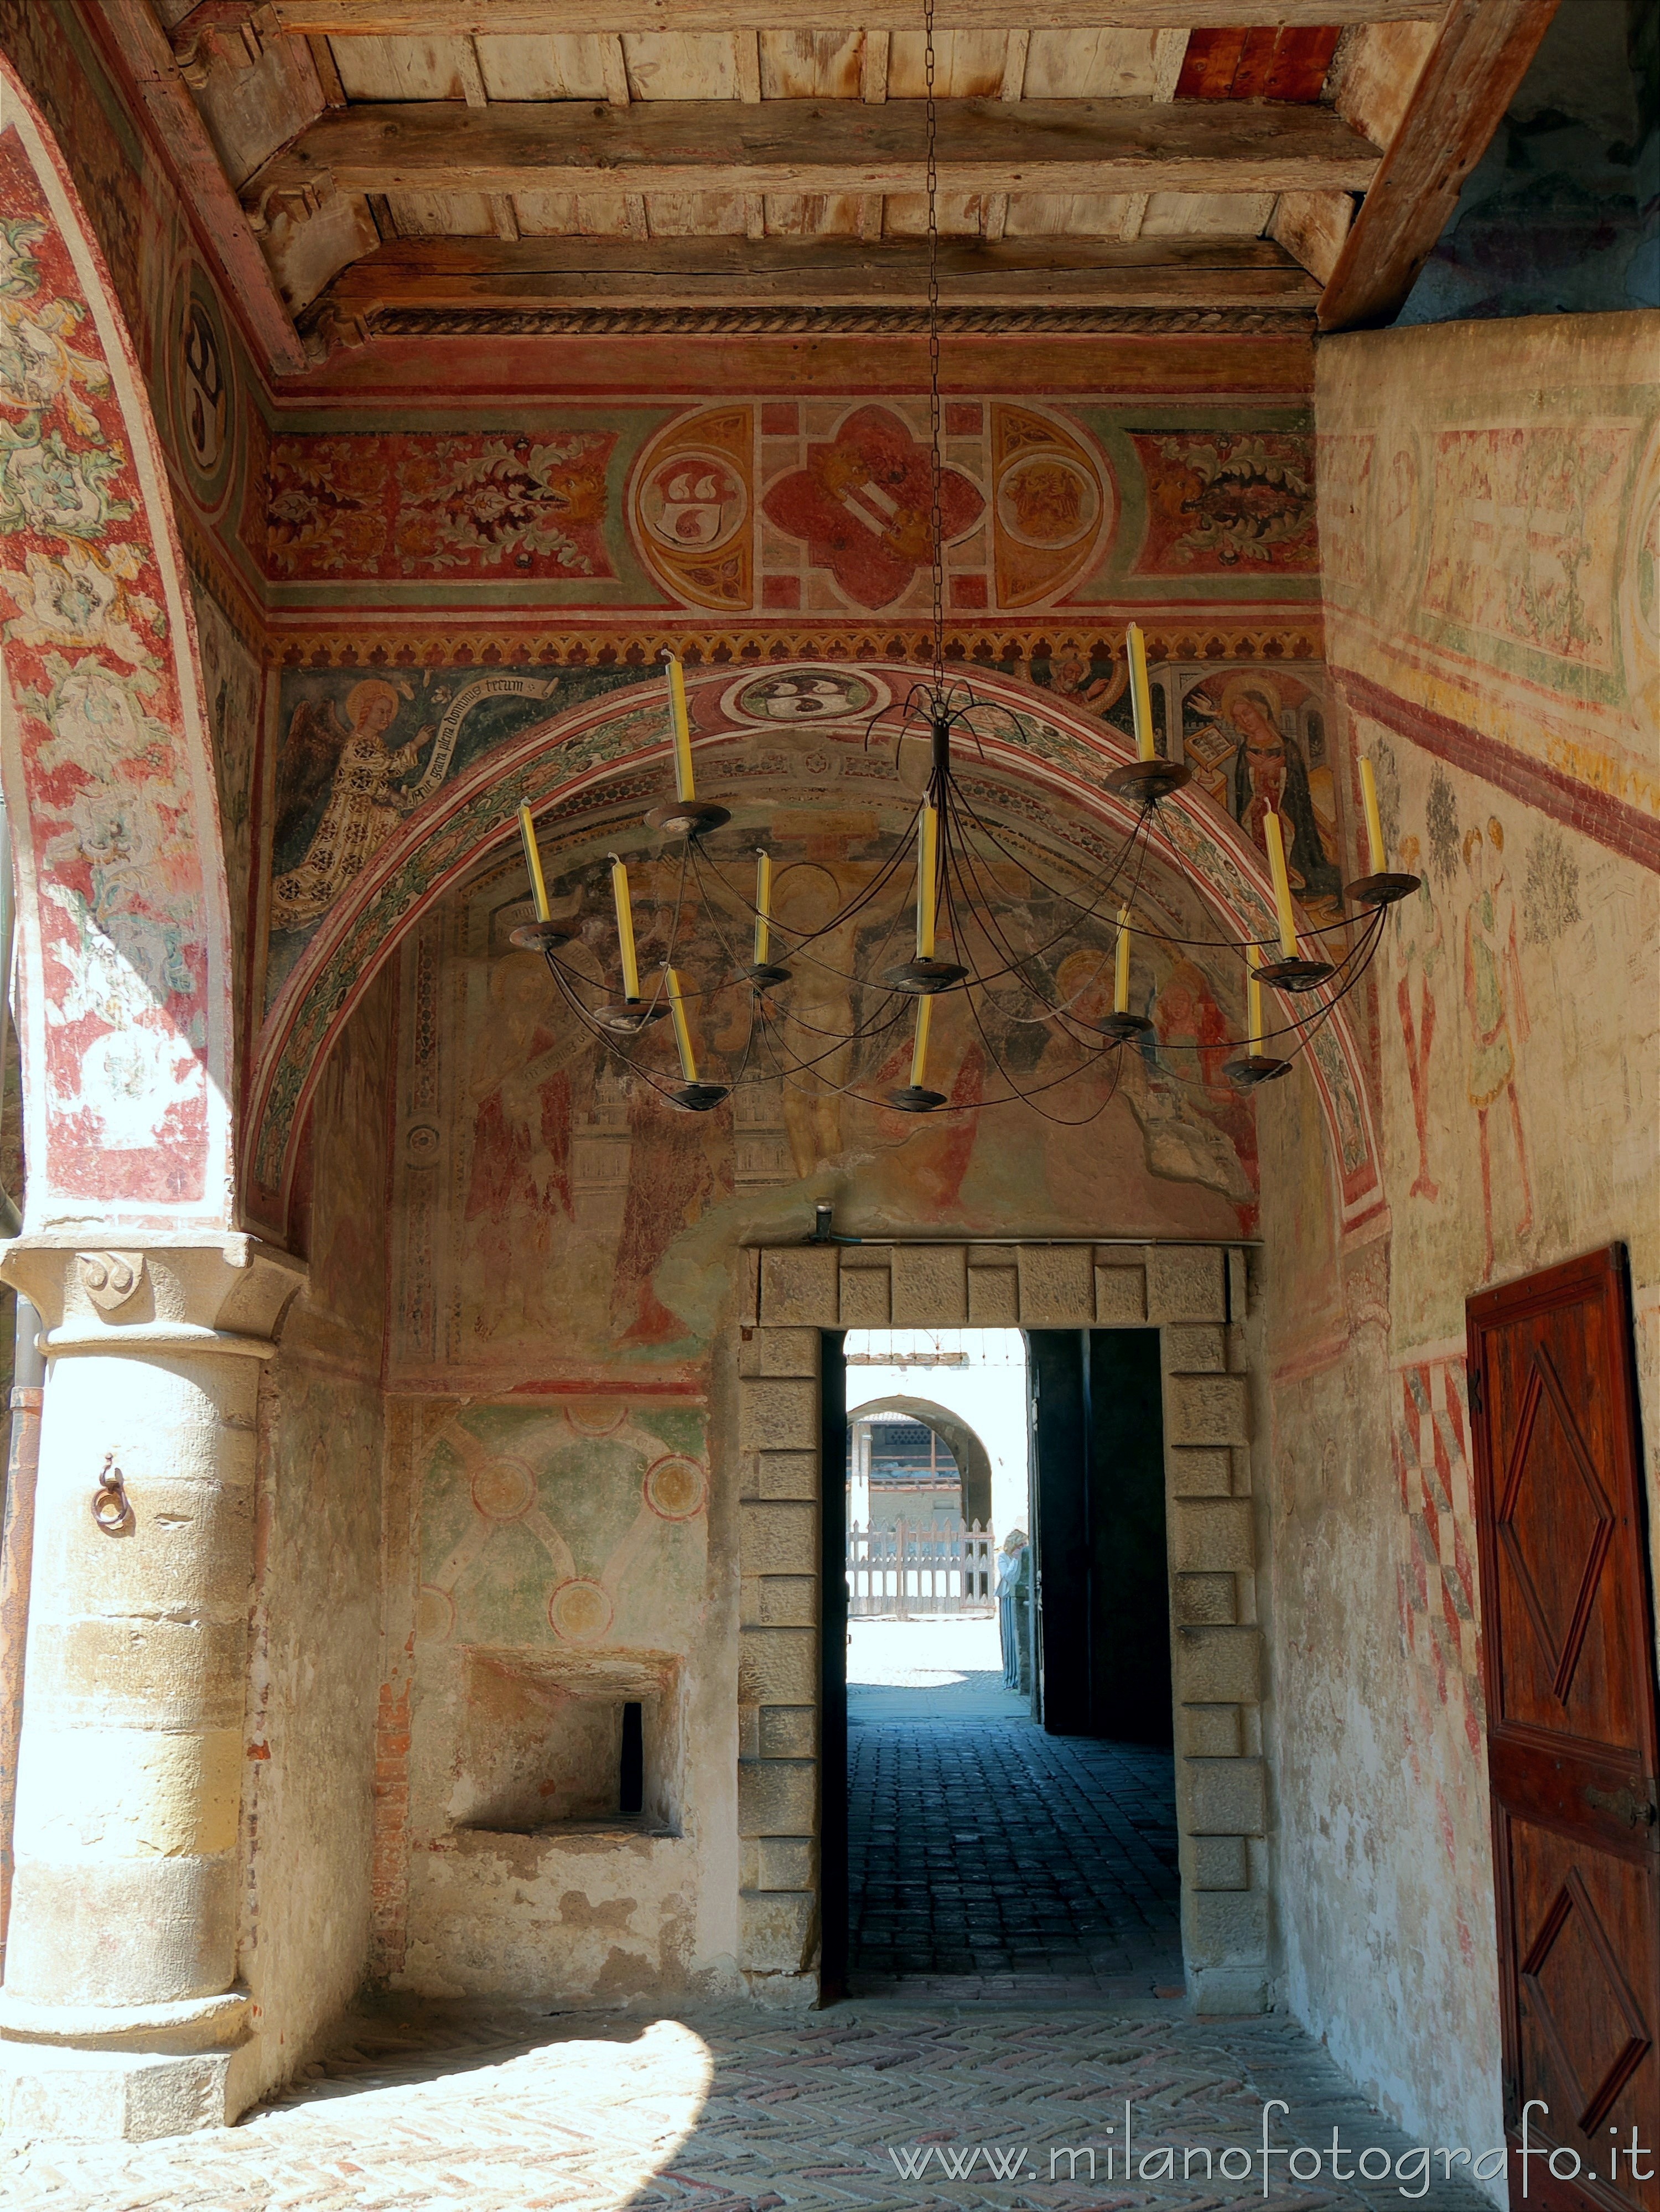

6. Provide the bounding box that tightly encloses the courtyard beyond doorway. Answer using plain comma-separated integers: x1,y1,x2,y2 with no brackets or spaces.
845,1615,1184,2000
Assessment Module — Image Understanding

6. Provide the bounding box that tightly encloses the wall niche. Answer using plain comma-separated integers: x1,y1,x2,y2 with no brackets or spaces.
452,1647,683,1837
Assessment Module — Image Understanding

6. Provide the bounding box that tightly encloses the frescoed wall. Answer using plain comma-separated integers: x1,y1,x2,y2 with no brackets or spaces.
266,662,651,993
355,650,1383,2005
257,397,1319,632
0,72,235,1223
385,712,1269,1399
1262,309,1660,2189
237,959,397,2106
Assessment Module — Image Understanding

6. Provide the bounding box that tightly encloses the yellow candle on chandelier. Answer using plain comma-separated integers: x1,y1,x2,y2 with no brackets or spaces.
609,854,641,1000
753,849,772,967
1360,756,1386,875
665,967,699,1083
667,655,695,803
917,803,939,959
1263,808,1300,960
517,801,551,922
910,993,934,1092
1247,942,1264,1052
1126,622,1156,763
1114,905,1132,1015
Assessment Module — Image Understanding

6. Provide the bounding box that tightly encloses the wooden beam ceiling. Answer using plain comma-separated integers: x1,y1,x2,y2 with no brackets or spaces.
246,96,1383,216
273,2,1448,29
1317,0,1559,328
323,232,1323,318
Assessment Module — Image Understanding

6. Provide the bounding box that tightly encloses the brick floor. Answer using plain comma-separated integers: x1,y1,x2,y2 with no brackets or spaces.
848,1717,1182,1998
0,2000,1497,2211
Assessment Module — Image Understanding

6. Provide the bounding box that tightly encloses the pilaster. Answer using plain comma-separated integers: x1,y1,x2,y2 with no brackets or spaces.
0,1235,304,2141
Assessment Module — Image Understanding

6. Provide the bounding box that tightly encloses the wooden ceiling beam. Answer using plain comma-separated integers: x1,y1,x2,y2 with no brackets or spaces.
272,2,1447,29
245,96,1383,214
319,232,1324,316
1317,0,1560,329
88,0,308,372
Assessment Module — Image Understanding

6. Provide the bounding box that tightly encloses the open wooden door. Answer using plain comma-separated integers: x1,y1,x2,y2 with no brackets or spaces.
1469,1248,1659,2210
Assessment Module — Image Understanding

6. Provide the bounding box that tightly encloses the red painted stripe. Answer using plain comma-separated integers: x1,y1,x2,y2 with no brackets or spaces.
1332,667,1660,876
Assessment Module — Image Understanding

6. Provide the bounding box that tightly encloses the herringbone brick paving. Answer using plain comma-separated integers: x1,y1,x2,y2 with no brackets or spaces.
0,2001,1496,2211
848,1720,1182,1995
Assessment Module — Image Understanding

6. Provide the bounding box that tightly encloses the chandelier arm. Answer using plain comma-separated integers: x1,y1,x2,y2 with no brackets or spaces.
540,955,708,1105
954,979,1135,1127
1140,792,1389,962
683,808,925,973
938,803,1117,1025
916,787,1153,996
766,993,914,1077
948,767,1158,922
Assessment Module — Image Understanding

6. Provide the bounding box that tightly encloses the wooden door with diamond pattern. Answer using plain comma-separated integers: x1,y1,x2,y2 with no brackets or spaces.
1470,1248,1659,2211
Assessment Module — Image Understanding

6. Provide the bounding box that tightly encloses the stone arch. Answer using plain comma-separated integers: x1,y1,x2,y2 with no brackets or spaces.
847,1394,994,1530
0,67,234,1227
243,663,1381,1235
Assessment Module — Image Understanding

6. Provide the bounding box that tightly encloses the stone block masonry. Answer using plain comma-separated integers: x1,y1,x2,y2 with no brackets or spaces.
737,1240,1270,2012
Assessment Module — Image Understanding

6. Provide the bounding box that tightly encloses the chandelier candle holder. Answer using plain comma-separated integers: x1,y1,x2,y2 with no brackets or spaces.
884,726,968,995
510,802,577,951
644,652,730,839
1256,807,1336,991
664,965,728,1112
498,0,1418,1123
1226,943,1291,1091
748,848,792,988
1102,622,1191,808
595,854,668,1035
888,994,947,1114
1346,756,1419,908
1098,905,1153,1045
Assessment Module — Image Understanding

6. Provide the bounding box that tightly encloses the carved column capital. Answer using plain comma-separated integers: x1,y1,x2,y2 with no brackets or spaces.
0,1233,307,1353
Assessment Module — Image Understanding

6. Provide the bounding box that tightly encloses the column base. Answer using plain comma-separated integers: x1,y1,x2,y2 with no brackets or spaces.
1186,1964,1271,2016
0,1987,250,2141
0,2043,232,2141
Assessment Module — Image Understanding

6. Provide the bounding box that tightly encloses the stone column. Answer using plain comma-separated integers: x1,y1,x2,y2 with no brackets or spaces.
0,1234,303,2141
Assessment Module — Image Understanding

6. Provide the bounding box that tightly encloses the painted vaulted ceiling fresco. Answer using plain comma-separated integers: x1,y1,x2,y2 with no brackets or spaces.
0,77,235,1224
245,664,1381,1259
256,397,1319,620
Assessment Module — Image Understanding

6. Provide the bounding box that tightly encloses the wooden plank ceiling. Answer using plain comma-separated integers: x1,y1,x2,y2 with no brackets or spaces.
136,0,1557,360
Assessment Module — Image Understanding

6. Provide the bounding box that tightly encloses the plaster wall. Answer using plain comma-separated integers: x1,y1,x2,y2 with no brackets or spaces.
233,965,395,2104
366,747,1269,2007
1262,309,1660,2195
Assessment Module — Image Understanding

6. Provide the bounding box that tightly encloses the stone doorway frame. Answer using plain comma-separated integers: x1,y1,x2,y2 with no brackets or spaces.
735,1238,1269,2014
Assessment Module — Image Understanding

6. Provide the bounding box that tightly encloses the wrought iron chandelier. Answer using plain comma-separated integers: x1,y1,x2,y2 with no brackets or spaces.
503,4,1419,1123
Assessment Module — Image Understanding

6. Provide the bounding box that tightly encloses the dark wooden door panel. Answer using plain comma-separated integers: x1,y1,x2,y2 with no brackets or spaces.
1486,1290,1647,1753
1469,1248,1659,2212
1501,1808,1659,2202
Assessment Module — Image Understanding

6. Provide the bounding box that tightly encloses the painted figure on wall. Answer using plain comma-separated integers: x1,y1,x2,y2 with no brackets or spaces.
1182,673,1342,926
266,666,637,995
1393,834,1443,1202
464,958,584,1342
271,678,428,930
1461,817,1533,1279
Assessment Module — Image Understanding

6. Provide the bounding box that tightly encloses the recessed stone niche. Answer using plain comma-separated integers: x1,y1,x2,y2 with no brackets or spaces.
452,1647,683,1837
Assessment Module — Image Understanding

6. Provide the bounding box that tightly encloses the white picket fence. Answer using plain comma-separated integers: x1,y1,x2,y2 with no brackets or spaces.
847,1519,995,1617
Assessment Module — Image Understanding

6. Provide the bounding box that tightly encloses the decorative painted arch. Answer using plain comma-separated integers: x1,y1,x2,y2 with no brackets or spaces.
848,1394,994,1531
245,664,1382,1237
0,66,234,1228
